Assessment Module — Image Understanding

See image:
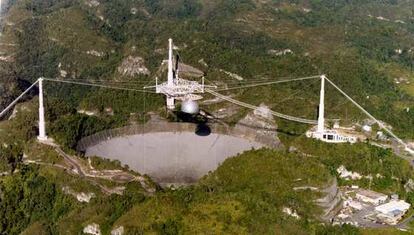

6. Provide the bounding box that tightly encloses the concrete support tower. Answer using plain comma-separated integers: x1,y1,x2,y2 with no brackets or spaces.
317,75,326,134
37,78,47,141
166,38,175,110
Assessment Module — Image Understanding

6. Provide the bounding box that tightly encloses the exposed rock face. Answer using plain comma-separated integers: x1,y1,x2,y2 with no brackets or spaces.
232,103,282,148
336,165,363,180
405,179,414,192
118,56,150,77
85,0,100,7
0,55,14,62
198,58,208,67
76,192,95,203
253,103,274,120
62,186,95,203
220,69,244,81
157,59,204,78
336,165,382,181
87,50,105,57
268,49,293,56
60,70,68,78
316,178,343,221
177,63,204,77
111,226,124,235
78,109,98,116
83,223,101,235
283,207,300,219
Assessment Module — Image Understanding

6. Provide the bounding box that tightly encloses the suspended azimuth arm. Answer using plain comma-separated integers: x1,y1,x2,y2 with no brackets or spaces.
325,76,413,153
203,75,326,124
0,79,40,118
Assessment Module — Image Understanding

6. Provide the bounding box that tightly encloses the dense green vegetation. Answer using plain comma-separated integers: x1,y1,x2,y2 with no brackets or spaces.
0,165,74,234
293,138,414,197
1,147,366,234
0,144,22,173
57,149,358,234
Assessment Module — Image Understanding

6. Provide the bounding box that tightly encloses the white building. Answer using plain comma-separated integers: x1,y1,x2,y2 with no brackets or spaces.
375,200,411,225
344,200,363,211
316,130,358,143
362,125,372,132
355,189,388,205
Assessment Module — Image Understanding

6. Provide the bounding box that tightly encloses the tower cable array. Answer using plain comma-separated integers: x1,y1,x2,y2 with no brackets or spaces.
0,38,413,155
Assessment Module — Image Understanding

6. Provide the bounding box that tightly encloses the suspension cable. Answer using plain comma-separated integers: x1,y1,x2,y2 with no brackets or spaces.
325,77,410,149
0,79,39,118
271,78,321,107
210,77,286,85
213,75,321,92
43,78,156,93
53,78,154,85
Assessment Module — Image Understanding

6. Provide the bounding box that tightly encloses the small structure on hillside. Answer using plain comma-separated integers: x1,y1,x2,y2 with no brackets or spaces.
355,189,388,205
362,125,372,132
344,200,363,211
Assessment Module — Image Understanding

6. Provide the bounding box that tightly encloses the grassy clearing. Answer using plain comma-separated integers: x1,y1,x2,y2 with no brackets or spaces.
24,141,64,165
292,137,413,196
377,62,414,96
38,165,100,194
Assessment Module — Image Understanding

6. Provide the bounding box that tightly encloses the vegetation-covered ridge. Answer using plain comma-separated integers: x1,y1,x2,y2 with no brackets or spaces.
1,147,360,234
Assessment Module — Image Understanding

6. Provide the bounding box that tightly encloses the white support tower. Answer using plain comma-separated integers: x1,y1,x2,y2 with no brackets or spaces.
166,38,175,109
317,75,326,133
37,77,47,141
306,75,357,143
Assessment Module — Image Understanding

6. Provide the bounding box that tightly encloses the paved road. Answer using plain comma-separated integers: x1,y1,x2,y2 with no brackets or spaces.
55,147,85,177
53,146,155,194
